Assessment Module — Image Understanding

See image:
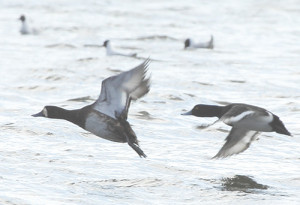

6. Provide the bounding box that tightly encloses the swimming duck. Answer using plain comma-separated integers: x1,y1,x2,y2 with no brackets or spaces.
19,15,29,34
32,59,151,158
19,15,37,35
103,40,137,57
184,35,214,49
182,103,291,158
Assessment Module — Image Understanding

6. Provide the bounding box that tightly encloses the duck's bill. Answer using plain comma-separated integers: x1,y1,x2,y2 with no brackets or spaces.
32,111,43,117
181,110,192,115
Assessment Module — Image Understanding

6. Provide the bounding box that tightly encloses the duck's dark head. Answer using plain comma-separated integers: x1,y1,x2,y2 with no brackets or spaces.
32,106,84,127
184,39,191,49
182,104,223,118
19,15,25,22
32,106,64,119
103,40,110,47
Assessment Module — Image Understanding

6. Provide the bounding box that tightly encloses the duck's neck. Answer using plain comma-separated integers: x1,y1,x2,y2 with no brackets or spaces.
48,106,85,128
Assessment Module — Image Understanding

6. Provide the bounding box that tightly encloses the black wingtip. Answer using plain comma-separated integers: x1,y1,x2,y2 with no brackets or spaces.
143,57,151,69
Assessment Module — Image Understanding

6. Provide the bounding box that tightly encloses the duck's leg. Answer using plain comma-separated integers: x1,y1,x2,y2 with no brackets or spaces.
126,136,147,158
116,112,147,158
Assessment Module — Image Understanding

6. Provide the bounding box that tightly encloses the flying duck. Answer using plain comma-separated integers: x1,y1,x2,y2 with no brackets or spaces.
182,103,291,158
184,35,214,49
103,40,137,57
32,59,151,157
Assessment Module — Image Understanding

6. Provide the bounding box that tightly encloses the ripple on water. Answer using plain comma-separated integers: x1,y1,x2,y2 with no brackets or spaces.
168,95,183,101
134,111,156,120
45,44,76,49
134,35,179,41
17,86,57,91
228,80,246,84
45,74,65,81
77,57,99,62
73,178,165,188
67,96,94,102
192,81,214,86
106,67,123,73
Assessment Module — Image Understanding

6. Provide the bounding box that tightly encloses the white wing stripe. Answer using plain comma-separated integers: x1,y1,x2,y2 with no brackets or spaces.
223,110,254,124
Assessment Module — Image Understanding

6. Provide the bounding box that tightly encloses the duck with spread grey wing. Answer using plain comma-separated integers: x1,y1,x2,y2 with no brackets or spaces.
182,103,292,158
32,59,151,158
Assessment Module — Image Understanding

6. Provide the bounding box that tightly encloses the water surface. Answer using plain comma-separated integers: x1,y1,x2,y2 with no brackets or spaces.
0,0,300,204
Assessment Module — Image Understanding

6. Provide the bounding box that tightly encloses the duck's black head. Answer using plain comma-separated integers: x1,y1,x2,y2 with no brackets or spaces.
182,104,223,118
32,105,85,128
103,40,110,47
184,39,191,49
32,106,65,119
19,15,25,22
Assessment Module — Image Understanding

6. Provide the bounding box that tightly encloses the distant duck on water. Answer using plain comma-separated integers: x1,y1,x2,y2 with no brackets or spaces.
184,35,214,49
19,15,38,35
32,59,151,157
182,103,291,158
103,40,137,57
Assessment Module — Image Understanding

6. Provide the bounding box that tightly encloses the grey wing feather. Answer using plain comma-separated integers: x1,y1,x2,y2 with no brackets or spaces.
93,59,151,119
213,127,260,159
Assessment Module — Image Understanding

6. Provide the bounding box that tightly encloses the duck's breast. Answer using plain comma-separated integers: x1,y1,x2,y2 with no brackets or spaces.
84,111,126,143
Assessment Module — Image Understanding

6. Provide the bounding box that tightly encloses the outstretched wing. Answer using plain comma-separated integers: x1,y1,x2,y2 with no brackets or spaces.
213,127,260,159
93,59,151,119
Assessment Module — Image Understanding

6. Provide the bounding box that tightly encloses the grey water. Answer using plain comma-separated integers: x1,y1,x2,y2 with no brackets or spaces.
0,0,300,204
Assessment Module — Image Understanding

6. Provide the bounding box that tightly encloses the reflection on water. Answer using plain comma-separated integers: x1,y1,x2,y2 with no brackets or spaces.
221,175,269,193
